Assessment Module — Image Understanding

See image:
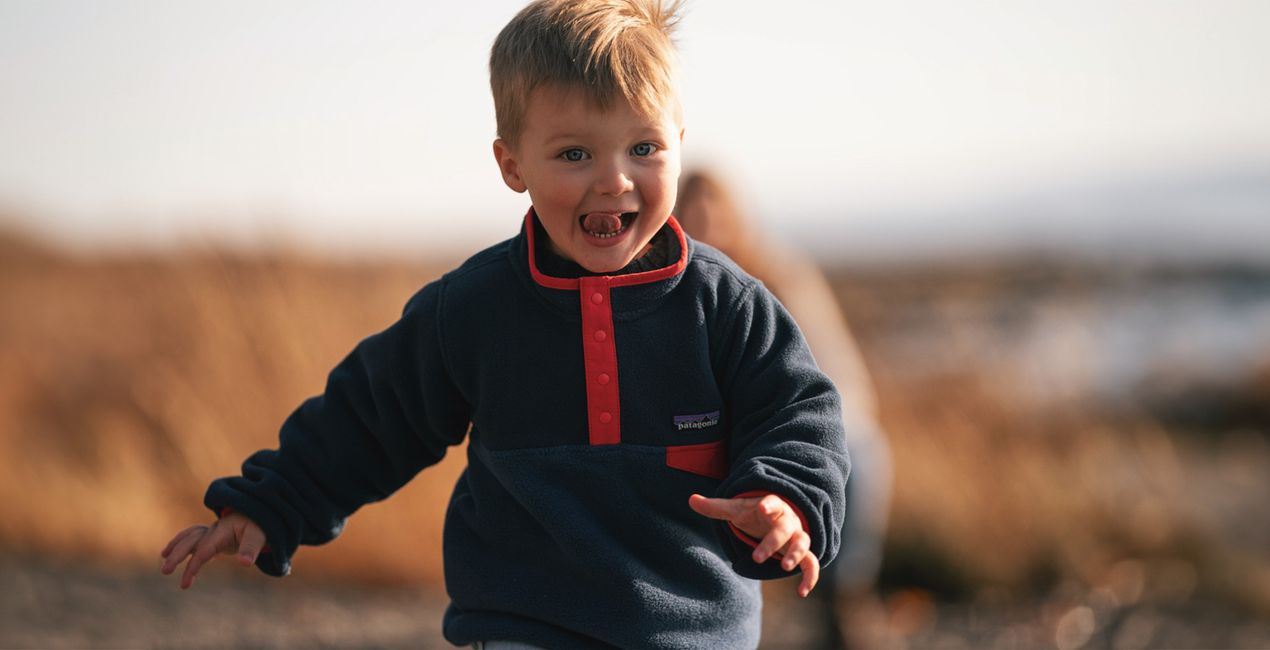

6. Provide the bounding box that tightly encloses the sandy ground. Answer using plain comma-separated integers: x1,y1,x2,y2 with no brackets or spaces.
3,556,1269,649
0,556,842,649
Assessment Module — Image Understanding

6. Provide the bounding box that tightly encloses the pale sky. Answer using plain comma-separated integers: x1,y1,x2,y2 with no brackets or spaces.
1,0,1268,260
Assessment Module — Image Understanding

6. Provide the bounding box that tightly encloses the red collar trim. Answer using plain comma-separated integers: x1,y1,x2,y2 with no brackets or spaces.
524,208,689,290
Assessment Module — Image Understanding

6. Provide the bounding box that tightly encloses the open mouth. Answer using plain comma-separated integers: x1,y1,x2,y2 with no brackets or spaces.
580,211,638,239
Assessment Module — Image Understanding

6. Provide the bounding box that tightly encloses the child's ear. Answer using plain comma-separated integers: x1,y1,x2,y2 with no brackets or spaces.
493,139,527,193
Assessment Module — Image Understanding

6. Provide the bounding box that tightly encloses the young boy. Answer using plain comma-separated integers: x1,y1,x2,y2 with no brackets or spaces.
159,1,850,647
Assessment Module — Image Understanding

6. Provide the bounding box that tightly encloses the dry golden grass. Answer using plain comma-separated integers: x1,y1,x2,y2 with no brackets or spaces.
1,230,1266,617
0,234,463,585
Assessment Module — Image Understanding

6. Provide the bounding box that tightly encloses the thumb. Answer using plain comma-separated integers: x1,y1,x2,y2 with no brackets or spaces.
236,523,267,566
688,494,749,521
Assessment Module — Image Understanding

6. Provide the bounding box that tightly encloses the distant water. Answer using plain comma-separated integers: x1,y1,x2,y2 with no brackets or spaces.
857,265,1270,414
1083,272,1270,395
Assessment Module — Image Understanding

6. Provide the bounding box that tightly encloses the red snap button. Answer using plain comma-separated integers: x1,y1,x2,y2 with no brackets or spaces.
590,292,603,304
599,412,612,424
594,330,607,342
597,373,610,385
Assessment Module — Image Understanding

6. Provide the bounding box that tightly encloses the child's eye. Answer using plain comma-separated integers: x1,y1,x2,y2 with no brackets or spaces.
631,142,658,157
560,148,589,162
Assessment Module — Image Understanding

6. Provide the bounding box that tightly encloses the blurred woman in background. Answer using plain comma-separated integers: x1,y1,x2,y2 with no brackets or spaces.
676,170,893,647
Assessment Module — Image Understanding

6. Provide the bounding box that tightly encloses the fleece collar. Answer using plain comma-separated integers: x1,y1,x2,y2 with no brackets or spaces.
522,208,689,290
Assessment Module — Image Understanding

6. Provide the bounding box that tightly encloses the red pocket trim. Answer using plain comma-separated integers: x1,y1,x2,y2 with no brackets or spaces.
666,440,728,480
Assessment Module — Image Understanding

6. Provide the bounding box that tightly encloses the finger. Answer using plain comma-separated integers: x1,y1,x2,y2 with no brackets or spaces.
687,494,757,522
797,549,821,598
180,544,215,590
752,514,798,564
161,525,205,559
235,522,267,566
180,524,230,589
747,495,793,541
780,530,811,572
160,526,207,575
757,494,787,519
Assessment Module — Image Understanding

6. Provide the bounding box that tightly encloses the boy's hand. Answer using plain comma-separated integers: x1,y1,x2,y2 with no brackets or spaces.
159,512,266,590
688,493,820,597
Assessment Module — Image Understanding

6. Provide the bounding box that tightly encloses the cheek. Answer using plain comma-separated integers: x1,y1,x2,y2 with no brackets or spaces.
529,175,584,213
651,166,681,206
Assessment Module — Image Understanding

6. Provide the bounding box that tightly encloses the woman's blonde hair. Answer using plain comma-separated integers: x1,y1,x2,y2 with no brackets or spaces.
490,0,683,145
676,170,770,279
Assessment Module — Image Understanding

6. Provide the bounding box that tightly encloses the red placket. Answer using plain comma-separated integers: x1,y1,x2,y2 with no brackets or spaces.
523,209,688,447
579,277,621,445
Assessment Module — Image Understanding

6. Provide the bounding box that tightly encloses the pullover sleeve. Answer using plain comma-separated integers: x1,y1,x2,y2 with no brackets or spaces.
712,280,851,580
204,280,470,577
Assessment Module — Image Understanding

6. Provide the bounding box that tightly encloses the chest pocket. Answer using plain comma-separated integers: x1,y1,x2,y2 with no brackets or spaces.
666,439,728,480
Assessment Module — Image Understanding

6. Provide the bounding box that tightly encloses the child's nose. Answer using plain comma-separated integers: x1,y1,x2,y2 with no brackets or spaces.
593,159,635,196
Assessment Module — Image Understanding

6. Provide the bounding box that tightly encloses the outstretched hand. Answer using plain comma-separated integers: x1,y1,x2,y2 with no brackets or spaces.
159,512,266,590
688,493,820,597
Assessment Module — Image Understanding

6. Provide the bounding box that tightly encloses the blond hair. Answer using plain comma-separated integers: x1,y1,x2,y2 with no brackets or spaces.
490,0,683,145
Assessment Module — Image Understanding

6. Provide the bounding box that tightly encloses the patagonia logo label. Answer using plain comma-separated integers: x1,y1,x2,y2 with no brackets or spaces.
674,411,720,431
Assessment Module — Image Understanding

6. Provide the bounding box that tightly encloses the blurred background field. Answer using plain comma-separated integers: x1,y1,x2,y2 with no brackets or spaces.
2,224,1268,648
4,1,1270,647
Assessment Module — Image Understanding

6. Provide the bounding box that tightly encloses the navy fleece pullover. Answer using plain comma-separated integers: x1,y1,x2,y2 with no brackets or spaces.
205,211,850,649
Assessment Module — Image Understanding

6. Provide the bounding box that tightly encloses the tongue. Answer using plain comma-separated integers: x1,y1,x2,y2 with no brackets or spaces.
583,212,623,235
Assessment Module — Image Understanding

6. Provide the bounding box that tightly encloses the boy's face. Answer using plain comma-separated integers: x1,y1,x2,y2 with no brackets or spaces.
494,85,683,273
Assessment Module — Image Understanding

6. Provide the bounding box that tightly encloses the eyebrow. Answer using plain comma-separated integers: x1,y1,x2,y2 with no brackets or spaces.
542,128,667,146
542,133,586,146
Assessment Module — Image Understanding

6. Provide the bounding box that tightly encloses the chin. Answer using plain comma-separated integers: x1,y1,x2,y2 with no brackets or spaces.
579,256,634,274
